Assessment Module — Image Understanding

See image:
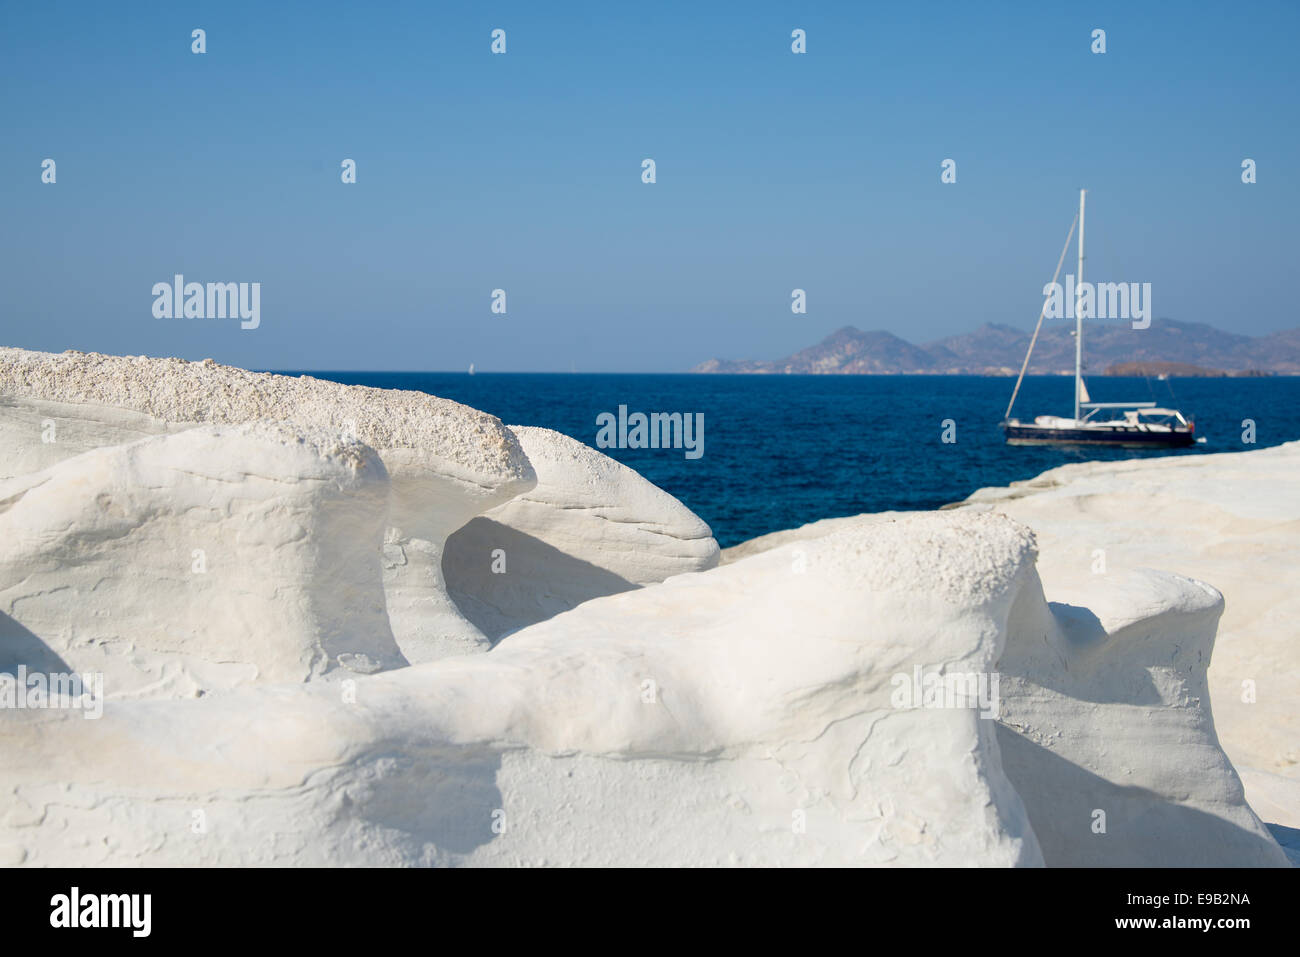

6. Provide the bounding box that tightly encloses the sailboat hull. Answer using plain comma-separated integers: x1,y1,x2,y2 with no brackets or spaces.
1002,422,1195,447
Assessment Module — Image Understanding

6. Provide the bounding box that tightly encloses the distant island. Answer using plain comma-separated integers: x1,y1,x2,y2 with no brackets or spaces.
1103,361,1271,378
691,319,1299,376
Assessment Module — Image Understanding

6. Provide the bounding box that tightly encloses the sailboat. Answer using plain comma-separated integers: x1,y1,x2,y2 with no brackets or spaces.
1001,189,1195,448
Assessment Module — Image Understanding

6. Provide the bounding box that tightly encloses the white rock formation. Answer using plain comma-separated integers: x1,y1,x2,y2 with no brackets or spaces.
0,348,1289,866
0,348,537,662
0,350,722,664
1236,768,1300,865
0,423,403,698
998,566,1284,865
959,441,1300,795
443,426,720,640
2,512,1043,866
723,441,1300,856
4,502,1283,866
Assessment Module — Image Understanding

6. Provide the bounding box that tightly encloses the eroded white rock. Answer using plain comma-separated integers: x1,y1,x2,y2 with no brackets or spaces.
1,349,1288,867
1,512,1043,866
723,443,1300,861
997,566,1286,866
0,348,537,663
443,426,720,640
0,422,403,699
958,441,1300,834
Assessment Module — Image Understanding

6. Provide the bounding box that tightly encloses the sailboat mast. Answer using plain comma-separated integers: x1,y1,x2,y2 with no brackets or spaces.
1074,188,1086,421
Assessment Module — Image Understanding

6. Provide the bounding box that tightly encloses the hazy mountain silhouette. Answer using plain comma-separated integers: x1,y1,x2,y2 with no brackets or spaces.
691,319,1300,375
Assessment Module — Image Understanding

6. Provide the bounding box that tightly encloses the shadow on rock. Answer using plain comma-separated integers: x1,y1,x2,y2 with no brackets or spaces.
443,518,639,643
0,611,72,677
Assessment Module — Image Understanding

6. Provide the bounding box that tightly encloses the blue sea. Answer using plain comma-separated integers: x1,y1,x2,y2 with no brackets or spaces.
283,373,1300,548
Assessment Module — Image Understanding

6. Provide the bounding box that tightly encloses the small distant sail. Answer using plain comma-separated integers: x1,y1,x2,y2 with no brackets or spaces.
468,363,475,375
1077,377,1091,405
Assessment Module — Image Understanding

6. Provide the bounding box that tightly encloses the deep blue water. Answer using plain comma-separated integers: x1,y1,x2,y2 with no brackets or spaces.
278,372,1300,548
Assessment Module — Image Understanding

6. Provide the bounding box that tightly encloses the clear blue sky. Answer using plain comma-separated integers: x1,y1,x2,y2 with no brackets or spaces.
2,0,1296,371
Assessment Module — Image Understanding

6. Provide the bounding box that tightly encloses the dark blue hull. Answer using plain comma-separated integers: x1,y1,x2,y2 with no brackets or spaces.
1003,423,1195,447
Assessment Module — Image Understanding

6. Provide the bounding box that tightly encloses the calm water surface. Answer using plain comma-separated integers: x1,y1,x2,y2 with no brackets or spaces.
280,372,1300,548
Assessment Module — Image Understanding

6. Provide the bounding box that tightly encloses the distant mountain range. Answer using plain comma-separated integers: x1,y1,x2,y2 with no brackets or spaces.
690,319,1300,376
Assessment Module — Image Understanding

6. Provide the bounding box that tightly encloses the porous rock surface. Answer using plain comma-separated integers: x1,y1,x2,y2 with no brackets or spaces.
0,347,536,662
